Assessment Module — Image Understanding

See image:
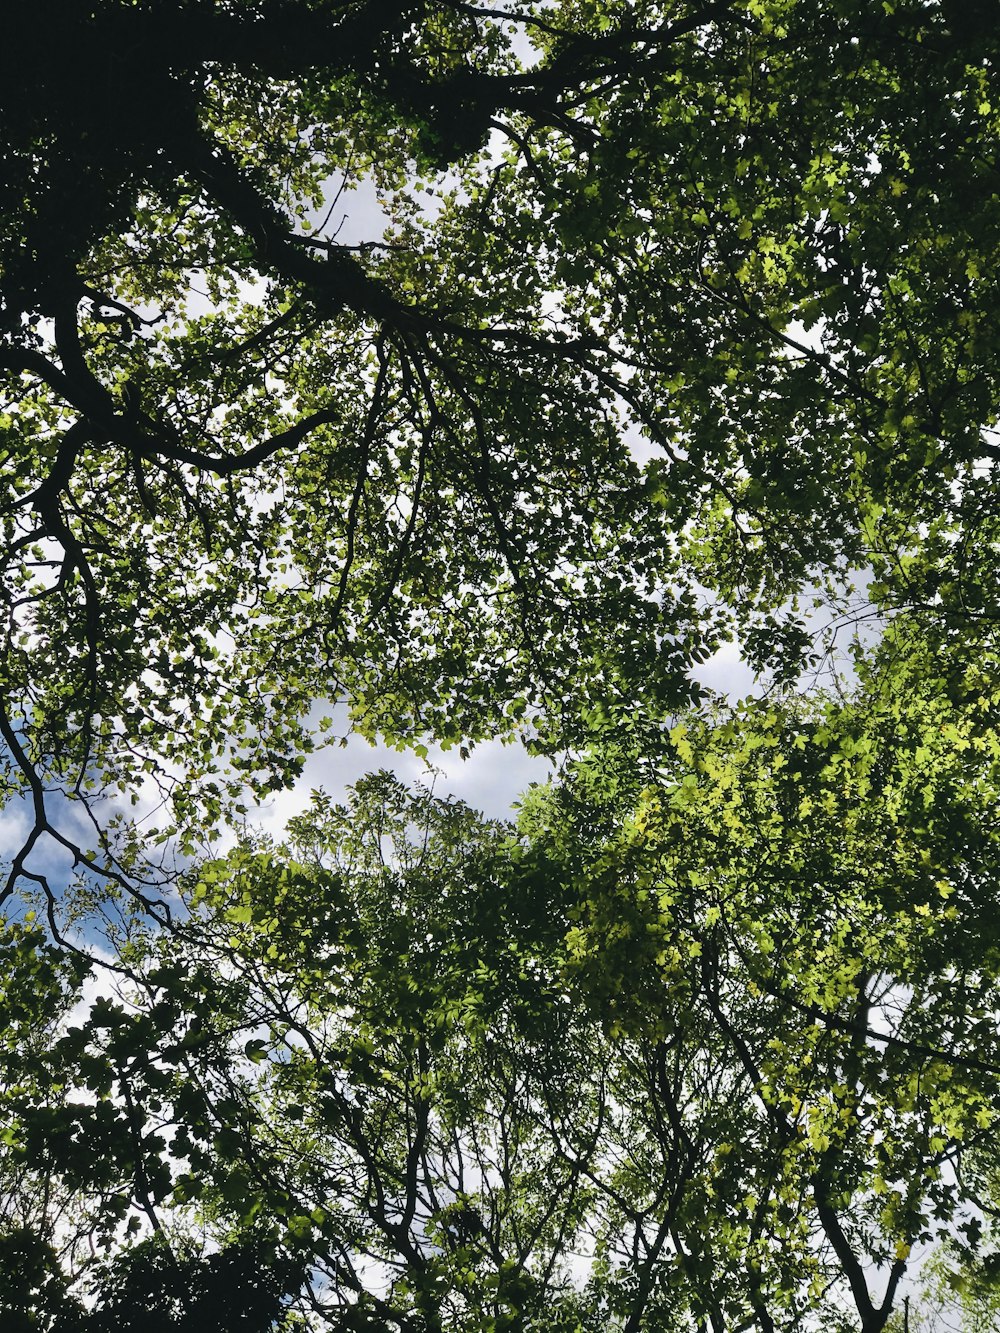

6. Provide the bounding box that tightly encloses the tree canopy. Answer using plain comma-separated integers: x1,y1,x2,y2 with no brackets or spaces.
4,0,1000,1328
6,694,1000,1329
5,0,1000,899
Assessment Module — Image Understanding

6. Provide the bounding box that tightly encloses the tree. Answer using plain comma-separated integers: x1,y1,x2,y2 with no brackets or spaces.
7,4,1000,1327
8,645,1000,1329
5,0,1000,916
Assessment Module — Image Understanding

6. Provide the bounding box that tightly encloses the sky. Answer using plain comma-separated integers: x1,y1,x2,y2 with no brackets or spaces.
250,634,758,840
256,175,763,828
0,164,765,910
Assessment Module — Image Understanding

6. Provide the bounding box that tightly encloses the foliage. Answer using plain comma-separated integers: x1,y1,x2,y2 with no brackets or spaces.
4,692,1000,1330
6,3,1000,1329
5,0,1000,906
